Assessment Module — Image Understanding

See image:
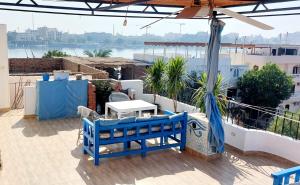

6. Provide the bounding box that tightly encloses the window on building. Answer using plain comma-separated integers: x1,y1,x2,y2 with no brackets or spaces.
278,48,285,56
286,49,298,56
293,66,300,74
285,104,290,110
233,68,240,77
272,49,277,56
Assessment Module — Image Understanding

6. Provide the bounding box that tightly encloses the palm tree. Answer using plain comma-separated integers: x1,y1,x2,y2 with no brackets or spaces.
145,58,166,104
192,72,227,115
83,49,112,57
165,56,186,112
42,50,69,58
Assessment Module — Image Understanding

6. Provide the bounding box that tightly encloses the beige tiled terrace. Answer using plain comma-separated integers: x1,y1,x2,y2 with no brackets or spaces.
0,110,294,185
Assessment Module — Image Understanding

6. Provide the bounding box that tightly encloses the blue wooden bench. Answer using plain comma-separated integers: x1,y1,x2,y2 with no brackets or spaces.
82,111,187,165
272,166,300,185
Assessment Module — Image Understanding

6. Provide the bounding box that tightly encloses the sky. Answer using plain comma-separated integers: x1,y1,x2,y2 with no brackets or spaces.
0,0,300,37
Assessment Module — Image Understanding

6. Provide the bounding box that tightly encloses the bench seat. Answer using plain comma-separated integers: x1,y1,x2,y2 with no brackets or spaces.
82,112,187,165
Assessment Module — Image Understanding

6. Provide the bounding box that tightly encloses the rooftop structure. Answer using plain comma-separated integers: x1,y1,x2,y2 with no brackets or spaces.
134,41,248,88
63,57,148,80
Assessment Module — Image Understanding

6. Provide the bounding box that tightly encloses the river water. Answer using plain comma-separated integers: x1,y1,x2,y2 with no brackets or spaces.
8,48,148,59
8,47,206,59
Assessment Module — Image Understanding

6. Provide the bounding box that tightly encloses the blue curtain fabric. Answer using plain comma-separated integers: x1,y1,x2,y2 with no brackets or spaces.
205,18,225,153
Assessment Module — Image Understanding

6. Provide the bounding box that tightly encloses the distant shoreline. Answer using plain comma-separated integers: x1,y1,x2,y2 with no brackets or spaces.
8,43,145,50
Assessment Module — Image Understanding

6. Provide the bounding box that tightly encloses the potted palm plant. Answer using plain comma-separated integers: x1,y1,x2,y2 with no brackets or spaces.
145,58,166,105
165,56,186,112
192,72,226,115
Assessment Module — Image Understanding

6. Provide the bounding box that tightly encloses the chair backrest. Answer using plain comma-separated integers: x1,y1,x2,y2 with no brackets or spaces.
77,106,93,118
109,92,130,102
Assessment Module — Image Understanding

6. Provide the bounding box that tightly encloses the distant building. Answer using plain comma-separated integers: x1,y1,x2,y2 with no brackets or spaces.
231,44,300,112
9,26,62,45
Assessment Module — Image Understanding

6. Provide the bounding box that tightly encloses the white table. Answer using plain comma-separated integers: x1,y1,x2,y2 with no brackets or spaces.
105,100,157,119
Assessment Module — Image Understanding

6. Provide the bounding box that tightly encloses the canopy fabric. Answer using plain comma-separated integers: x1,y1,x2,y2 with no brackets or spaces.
205,18,225,153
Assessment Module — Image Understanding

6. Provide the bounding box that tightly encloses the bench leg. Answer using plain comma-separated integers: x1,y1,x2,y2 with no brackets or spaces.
141,139,146,158
164,136,168,144
124,141,131,150
94,157,100,166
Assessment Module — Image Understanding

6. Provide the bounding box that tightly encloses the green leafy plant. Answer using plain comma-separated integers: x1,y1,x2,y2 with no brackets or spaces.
145,58,166,104
84,49,112,57
192,72,227,115
165,56,186,112
181,71,201,104
91,80,113,114
42,50,69,58
238,63,293,108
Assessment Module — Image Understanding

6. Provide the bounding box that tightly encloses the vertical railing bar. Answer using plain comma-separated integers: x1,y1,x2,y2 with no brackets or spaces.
296,120,300,140
289,120,293,138
281,111,287,135
274,116,279,133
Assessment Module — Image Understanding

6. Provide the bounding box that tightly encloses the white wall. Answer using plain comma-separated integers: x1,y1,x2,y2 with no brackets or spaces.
120,80,143,99
142,94,200,113
223,121,300,164
24,86,36,115
0,24,10,110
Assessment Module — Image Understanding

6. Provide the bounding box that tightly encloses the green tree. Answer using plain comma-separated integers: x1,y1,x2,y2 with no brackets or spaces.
145,58,166,104
42,50,69,58
238,63,293,108
84,49,112,57
192,72,227,115
165,56,186,112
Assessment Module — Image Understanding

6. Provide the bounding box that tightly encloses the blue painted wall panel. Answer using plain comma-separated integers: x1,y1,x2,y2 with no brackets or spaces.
36,79,88,120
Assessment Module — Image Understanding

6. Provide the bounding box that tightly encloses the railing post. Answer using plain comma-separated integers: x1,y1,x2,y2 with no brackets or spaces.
289,120,293,138
296,121,300,140
281,111,287,135
274,116,279,133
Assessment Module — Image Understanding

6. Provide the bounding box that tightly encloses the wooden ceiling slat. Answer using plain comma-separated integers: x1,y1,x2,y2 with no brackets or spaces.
68,0,260,8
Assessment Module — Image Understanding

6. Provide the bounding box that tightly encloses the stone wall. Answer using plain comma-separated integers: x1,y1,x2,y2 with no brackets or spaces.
88,82,96,111
121,65,147,80
9,58,109,79
9,58,62,73
62,59,108,79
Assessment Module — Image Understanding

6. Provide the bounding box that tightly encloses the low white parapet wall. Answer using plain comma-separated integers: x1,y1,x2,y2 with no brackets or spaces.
223,121,300,164
141,93,300,164
142,94,200,113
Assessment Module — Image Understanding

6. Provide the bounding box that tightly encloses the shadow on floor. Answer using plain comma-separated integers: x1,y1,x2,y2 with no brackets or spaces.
11,117,80,137
71,143,291,185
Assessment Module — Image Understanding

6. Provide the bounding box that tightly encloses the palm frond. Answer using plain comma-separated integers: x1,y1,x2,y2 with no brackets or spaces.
192,72,226,115
84,49,112,57
165,56,186,112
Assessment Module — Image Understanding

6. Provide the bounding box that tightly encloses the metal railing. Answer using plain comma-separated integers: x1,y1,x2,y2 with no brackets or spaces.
225,100,300,140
